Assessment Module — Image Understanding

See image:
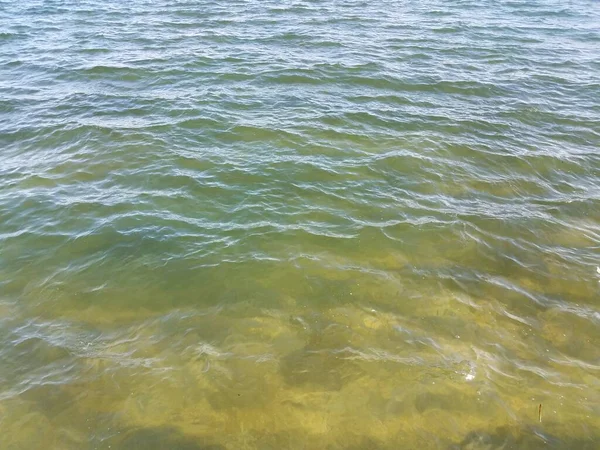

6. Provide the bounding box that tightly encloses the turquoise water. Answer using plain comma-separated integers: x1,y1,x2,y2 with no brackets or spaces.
1,0,599,448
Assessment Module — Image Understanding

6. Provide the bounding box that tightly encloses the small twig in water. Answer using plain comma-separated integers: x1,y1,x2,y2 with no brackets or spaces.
538,403,542,423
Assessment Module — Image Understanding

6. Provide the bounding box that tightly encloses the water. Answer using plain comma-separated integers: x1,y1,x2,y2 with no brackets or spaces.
1,0,599,448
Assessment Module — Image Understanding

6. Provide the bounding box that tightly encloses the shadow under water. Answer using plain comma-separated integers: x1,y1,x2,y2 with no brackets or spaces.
102,426,225,450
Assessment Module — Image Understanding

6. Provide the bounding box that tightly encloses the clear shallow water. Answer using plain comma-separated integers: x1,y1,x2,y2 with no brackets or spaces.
1,0,599,448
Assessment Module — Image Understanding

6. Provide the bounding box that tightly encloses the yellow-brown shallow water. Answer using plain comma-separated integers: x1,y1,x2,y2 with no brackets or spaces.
1,0,599,449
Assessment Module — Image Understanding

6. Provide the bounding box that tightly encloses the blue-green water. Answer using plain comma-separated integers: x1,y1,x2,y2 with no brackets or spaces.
1,1,599,448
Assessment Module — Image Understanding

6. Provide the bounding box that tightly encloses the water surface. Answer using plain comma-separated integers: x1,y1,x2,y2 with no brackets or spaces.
1,0,599,448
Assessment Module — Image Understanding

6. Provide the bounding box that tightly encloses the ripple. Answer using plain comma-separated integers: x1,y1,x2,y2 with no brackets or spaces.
1,0,600,448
